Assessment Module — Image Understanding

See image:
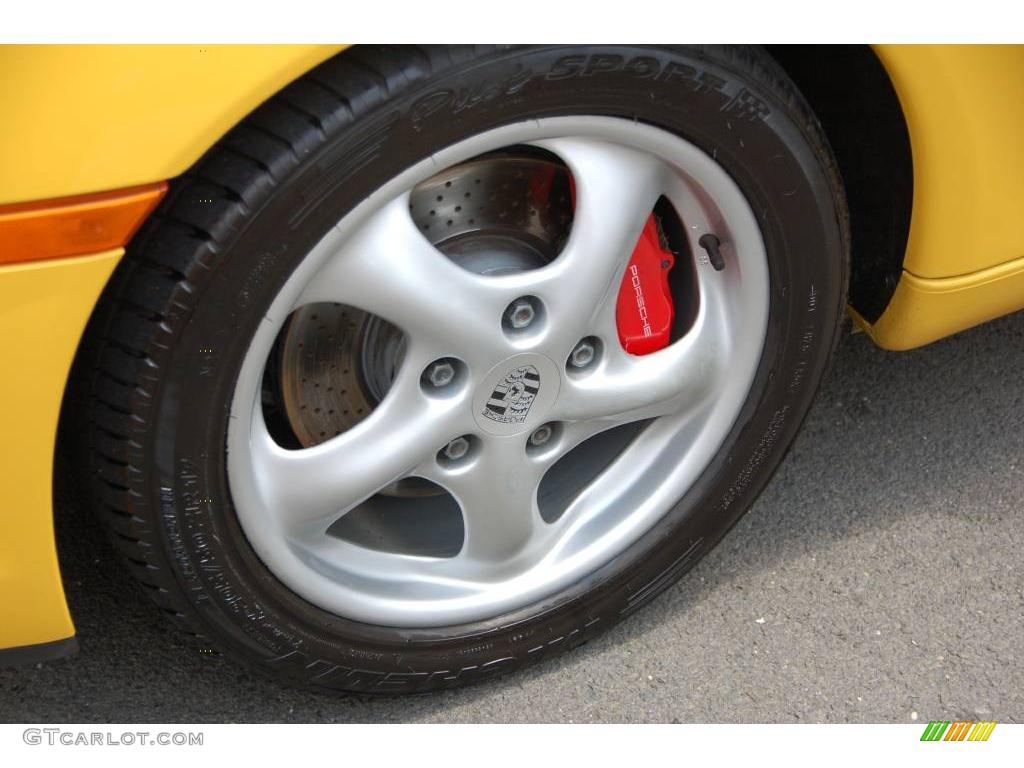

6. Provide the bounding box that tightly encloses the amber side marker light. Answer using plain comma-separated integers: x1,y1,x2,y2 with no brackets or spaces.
0,182,167,266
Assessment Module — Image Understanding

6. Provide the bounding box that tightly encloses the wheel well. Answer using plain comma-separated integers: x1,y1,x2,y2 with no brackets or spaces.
766,45,913,323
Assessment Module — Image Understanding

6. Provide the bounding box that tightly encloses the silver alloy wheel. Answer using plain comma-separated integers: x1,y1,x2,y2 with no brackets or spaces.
227,117,769,627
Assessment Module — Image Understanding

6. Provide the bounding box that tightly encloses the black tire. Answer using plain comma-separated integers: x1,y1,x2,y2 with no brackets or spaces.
72,44,848,693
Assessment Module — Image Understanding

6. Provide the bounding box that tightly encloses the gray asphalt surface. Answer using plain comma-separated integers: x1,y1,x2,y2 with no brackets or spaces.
2,312,1022,723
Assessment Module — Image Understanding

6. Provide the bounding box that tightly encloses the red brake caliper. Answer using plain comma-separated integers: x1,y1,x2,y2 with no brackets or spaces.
615,214,676,355
542,171,676,356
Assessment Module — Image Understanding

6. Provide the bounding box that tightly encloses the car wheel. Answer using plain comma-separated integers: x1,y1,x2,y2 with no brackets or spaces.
75,44,848,692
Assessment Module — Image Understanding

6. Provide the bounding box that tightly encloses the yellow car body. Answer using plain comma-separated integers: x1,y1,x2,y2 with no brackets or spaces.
1,44,1022,661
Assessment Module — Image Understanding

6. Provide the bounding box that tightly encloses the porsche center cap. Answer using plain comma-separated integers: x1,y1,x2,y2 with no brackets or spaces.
473,353,561,436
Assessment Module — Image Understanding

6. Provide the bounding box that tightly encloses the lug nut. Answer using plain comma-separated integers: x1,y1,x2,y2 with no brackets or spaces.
424,359,457,389
529,423,554,447
442,436,471,462
509,302,535,329
569,339,598,369
503,296,540,332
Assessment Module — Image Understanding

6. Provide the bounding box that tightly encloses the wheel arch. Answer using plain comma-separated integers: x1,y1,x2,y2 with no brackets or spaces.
766,44,914,323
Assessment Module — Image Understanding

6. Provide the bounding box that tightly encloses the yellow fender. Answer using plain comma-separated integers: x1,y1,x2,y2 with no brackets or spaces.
0,45,341,657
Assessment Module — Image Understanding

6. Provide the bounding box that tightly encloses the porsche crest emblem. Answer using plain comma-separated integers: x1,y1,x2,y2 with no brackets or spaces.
481,365,541,424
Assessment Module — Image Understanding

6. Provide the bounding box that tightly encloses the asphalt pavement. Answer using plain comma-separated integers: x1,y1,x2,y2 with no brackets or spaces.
2,311,1022,723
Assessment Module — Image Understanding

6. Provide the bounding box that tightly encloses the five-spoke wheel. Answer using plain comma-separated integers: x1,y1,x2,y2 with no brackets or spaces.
228,118,769,626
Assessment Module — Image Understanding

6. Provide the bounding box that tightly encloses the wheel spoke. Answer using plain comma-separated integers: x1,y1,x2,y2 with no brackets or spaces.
427,436,545,564
296,192,505,361
527,137,667,349
249,365,468,535
551,298,730,427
